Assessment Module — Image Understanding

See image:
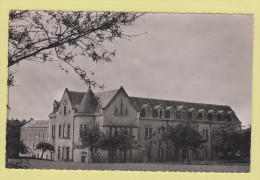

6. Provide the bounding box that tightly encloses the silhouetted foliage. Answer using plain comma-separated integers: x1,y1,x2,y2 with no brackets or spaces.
79,128,102,163
35,142,54,159
211,123,250,161
163,122,206,164
6,119,27,158
8,10,144,87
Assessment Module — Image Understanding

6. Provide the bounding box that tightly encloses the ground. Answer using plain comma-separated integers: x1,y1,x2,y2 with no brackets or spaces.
7,159,250,173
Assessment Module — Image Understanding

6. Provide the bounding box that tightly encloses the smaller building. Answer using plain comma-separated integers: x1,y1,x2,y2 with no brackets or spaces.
20,120,52,159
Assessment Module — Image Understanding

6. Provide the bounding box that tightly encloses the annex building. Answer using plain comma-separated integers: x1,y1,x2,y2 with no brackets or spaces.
21,86,241,163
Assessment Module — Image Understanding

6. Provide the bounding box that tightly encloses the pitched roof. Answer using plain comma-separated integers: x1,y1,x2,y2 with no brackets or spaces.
65,88,119,113
22,120,49,128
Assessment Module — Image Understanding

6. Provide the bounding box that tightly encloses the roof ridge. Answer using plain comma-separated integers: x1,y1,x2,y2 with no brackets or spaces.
129,96,229,107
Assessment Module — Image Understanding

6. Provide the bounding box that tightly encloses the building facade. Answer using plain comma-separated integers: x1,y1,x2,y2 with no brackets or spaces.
20,120,52,159
21,86,241,163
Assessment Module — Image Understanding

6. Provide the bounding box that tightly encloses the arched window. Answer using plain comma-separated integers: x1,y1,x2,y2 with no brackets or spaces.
64,105,67,116
59,125,62,137
38,133,41,138
42,133,45,140
115,106,118,114
96,123,100,132
159,107,164,118
33,133,36,137
203,129,209,141
198,113,202,120
159,146,163,159
63,124,66,137
145,126,152,138
67,124,70,138
125,107,128,115
58,146,61,159
114,126,118,136
120,101,123,114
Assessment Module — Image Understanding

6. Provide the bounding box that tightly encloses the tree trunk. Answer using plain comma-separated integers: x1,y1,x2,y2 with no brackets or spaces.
186,149,190,164
123,151,127,163
41,150,45,159
90,148,95,163
182,149,185,163
111,149,114,164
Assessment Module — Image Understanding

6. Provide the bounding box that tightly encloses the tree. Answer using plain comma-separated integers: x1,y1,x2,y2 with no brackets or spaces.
211,123,242,162
8,10,144,87
118,129,138,162
6,119,27,159
79,128,102,163
98,130,137,163
163,122,206,164
35,142,54,159
240,126,251,158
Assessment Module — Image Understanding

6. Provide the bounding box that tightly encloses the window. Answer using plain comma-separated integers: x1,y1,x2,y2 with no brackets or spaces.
59,125,62,137
115,106,118,114
67,124,70,138
203,129,209,141
33,143,34,149
58,146,61,159
42,133,45,140
159,108,164,118
62,147,65,159
125,107,128,115
96,123,100,132
208,113,213,121
114,127,118,136
38,133,41,138
33,133,36,137
52,125,55,138
64,106,67,116
120,101,123,114
53,106,56,114
145,126,152,138
63,124,66,137
198,113,202,120
25,133,27,139
217,114,222,121
29,143,31,149
66,147,70,160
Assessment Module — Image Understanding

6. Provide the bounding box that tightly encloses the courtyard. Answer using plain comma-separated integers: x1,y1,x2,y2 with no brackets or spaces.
7,159,250,173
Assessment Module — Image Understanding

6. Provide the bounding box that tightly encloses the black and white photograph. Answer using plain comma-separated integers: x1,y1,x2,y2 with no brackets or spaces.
6,10,252,172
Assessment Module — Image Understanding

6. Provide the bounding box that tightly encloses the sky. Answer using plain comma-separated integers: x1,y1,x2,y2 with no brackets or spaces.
8,13,253,127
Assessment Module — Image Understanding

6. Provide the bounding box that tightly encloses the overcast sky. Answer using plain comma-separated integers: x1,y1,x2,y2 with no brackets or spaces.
8,13,253,127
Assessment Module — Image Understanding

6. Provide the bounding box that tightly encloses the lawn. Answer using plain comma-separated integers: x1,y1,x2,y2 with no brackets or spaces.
7,159,250,173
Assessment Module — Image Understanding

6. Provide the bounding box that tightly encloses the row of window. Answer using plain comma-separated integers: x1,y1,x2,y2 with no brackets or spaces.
23,132,49,140
114,101,128,115
142,106,234,122
144,126,209,140
57,146,70,160
108,126,133,136
59,124,70,138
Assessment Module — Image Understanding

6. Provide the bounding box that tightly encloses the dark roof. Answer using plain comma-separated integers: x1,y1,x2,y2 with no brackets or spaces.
129,96,239,121
65,88,119,113
22,120,49,128
78,89,98,113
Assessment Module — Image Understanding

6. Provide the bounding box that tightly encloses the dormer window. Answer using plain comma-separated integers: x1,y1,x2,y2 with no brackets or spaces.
165,106,175,119
142,104,152,118
217,113,222,121
227,111,233,122
159,107,164,118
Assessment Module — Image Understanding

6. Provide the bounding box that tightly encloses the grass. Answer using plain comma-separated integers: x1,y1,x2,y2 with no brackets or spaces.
7,159,250,172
